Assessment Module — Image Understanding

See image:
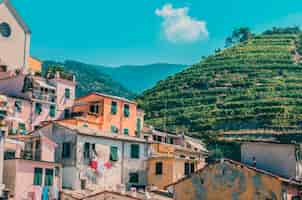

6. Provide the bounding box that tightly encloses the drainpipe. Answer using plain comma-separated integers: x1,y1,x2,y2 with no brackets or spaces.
22,32,28,73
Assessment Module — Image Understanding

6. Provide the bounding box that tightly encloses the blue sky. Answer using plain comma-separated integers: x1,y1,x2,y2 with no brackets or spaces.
11,0,302,66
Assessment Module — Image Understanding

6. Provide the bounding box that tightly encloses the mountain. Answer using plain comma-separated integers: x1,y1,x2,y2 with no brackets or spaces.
92,63,188,93
43,61,135,99
138,28,302,140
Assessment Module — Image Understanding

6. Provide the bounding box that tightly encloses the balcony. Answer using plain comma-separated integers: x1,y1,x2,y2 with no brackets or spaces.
32,91,56,103
20,149,41,161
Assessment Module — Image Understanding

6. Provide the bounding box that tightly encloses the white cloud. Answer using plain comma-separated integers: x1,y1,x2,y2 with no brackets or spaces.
155,4,209,43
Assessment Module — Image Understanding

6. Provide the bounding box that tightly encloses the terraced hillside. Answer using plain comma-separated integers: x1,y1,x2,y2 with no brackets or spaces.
138,31,302,140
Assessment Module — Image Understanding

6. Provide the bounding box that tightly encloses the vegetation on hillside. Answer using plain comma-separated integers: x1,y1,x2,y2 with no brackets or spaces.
43,61,135,99
138,27,302,142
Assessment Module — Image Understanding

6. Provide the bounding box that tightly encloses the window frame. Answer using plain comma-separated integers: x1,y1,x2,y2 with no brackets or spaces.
65,88,71,99
124,104,130,117
110,146,118,161
33,168,43,186
111,101,117,115
129,172,139,183
62,142,71,159
130,144,140,159
44,168,54,186
35,103,42,115
49,105,56,117
155,162,163,175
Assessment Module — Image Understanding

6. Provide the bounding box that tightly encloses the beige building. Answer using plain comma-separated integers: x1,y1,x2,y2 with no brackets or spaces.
0,0,30,73
167,159,302,200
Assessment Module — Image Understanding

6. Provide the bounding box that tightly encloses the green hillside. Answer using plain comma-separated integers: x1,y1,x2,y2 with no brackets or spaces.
43,61,135,99
138,28,302,140
63,60,187,94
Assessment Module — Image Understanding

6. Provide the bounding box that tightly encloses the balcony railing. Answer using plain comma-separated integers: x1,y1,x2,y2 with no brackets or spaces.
32,91,56,103
20,149,41,161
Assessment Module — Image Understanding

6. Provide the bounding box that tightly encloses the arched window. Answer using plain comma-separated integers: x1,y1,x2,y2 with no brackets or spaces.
0,22,11,38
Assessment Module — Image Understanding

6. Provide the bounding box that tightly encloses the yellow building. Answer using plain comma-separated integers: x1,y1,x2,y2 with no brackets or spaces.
28,56,42,74
166,159,302,200
147,142,206,190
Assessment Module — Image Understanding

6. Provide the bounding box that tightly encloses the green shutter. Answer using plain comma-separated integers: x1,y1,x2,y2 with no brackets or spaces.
62,143,71,158
18,123,26,135
110,146,118,161
124,104,130,117
129,172,139,183
130,144,140,159
45,169,54,186
111,101,117,115
33,168,43,185
136,118,141,136
124,128,129,135
49,105,56,117
35,103,42,115
111,125,118,133
65,88,70,99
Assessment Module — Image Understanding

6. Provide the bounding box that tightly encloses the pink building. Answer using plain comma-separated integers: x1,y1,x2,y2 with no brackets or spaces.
3,135,62,200
0,72,76,136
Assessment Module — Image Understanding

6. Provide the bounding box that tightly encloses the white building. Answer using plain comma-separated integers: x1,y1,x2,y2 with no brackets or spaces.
0,0,30,73
32,121,149,191
241,142,302,181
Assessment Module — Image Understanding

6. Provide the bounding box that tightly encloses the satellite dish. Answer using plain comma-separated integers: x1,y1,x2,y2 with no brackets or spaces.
0,22,11,37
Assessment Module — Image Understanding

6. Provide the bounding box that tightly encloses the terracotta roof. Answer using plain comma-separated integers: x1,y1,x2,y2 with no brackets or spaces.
165,158,302,189
76,92,136,104
1,0,31,33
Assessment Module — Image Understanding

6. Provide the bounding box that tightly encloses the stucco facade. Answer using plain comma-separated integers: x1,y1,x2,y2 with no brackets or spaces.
168,159,301,200
0,0,30,73
71,93,142,137
3,136,62,200
147,143,206,190
33,122,149,191
241,142,302,181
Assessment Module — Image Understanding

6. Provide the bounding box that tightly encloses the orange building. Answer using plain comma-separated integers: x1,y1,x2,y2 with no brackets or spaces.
65,93,144,137
28,56,42,74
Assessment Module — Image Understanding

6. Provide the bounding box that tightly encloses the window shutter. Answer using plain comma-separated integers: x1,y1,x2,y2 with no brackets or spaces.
131,144,140,159
33,168,43,185
110,146,118,161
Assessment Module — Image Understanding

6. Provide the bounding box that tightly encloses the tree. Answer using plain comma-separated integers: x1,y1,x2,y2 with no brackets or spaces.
225,27,254,47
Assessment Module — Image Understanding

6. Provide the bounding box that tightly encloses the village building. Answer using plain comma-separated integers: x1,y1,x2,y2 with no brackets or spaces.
3,135,62,200
31,121,149,191
0,0,76,136
166,159,302,200
241,142,302,181
64,93,144,138
143,127,207,190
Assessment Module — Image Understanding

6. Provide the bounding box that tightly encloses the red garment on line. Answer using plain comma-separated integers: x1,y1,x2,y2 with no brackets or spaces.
90,160,98,169
104,162,112,169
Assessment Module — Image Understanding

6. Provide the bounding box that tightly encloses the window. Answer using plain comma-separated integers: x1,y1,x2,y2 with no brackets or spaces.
124,104,130,117
89,104,99,114
124,128,129,135
33,168,43,185
110,146,118,161
84,142,91,159
111,125,118,134
129,172,139,183
111,101,117,115
62,142,71,158
35,103,42,115
130,144,140,159
155,162,163,175
64,109,70,118
190,163,195,173
184,162,190,176
0,22,11,38
65,88,71,99
55,167,60,176
45,169,54,186
49,105,56,117
14,100,22,112
18,123,26,135
4,151,15,160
